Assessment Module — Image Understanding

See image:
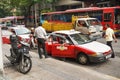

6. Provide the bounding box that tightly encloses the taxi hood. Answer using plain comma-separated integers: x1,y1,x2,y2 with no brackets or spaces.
18,34,30,39
78,41,111,53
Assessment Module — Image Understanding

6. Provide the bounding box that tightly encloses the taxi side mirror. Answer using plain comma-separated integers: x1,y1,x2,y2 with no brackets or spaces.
66,40,72,45
66,40,69,44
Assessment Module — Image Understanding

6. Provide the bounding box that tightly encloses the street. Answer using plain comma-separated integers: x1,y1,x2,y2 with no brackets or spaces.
2,37,120,80
1,0,120,80
67,37,120,78
30,37,120,79
63,37,120,78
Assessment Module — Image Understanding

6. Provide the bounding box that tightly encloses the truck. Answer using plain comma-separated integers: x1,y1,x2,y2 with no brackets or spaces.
41,13,103,39
73,15,103,39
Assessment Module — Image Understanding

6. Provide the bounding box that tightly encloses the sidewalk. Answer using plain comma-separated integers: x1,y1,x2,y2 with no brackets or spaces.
0,75,9,80
2,44,120,80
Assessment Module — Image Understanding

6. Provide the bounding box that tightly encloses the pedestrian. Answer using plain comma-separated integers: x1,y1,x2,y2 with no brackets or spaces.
104,24,117,58
29,27,36,49
34,23,48,59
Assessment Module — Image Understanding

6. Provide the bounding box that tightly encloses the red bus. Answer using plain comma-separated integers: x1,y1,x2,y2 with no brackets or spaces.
0,16,24,27
65,6,120,33
41,6,120,35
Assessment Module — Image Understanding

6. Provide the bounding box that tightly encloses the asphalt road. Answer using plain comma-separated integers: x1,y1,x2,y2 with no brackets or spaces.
64,37,120,79
30,37,120,79
2,37,120,80
67,37,120,78
3,44,120,80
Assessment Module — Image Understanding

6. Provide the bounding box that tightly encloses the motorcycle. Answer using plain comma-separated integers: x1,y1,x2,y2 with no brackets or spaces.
5,35,32,74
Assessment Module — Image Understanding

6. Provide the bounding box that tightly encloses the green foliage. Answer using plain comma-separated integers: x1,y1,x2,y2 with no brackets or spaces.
46,0,58,3
0,0,58,17
41,8,53,13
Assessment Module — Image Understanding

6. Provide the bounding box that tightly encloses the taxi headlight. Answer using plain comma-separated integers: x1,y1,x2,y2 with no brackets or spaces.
90,52,104,57
90,53,97,57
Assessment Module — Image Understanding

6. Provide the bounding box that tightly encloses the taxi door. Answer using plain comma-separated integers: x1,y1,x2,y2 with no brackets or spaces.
51,36,75,58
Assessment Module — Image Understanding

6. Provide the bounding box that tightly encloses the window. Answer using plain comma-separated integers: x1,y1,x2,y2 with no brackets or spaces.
41,15,51,21
87,19,101,26
78,20,87,27
64,14,72,22
115,9,120,24
104,13,112,22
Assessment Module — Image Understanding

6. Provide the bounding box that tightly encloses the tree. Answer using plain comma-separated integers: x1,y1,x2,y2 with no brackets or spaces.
0,0,14,17
0,0,59,26
17,0,59,26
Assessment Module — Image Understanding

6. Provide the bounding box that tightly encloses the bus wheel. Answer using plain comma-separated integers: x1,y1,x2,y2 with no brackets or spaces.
77,53,89,65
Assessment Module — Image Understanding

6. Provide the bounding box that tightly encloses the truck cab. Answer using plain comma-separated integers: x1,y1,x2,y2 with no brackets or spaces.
73,16,103,39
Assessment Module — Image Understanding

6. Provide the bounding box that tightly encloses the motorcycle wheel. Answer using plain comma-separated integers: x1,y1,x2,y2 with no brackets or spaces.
18,56,32,74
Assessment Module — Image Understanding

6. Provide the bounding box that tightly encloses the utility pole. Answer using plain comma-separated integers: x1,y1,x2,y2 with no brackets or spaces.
0,27,4,75
34,3,37,27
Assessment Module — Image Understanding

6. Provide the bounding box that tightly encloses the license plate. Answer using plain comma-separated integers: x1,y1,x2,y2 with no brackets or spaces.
106,54,111,59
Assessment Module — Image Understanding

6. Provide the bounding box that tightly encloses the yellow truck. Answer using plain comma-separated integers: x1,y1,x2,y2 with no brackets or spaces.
42,15,103,39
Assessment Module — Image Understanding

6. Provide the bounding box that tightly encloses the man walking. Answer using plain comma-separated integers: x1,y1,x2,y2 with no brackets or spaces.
104,24,117,58
34,23,48,59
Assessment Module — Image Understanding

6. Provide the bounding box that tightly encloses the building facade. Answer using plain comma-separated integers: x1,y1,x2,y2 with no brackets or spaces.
76,0,120,7
55,0,120,11
55,0,83,11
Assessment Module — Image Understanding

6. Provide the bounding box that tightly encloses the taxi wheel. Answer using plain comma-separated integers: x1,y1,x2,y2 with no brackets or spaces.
77,53,89,65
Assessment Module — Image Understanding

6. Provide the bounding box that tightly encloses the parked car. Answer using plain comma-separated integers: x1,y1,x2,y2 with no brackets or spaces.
1,29,13,44
9,26,31,44
46,30,112,65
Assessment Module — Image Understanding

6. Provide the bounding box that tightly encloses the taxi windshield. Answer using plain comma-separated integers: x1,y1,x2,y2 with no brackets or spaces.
70,33,92,44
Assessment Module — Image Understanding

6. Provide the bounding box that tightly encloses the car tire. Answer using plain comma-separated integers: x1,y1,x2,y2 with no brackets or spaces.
77,53,89,65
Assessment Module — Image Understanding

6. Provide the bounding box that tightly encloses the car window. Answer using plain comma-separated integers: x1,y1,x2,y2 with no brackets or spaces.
70,33,92,44
57,34,73,44
87,19,101,26
54,33,73,44
48,33,67,44
48,35,58,42
15,28,30,35
78,20,87,27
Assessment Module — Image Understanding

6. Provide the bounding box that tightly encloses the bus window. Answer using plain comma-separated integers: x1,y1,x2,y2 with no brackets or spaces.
41,15,47,23
104,13,112,22
60,15,66,22
64,14,72,22
115,9,120,24
41,15,51,21
52,14,64,21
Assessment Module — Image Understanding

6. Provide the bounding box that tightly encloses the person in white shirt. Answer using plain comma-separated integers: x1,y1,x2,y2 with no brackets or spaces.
34,23,48,59
104,24,117,58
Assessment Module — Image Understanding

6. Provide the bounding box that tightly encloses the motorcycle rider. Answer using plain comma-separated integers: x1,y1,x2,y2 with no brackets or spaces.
8,29,32,74
10,30,21,63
